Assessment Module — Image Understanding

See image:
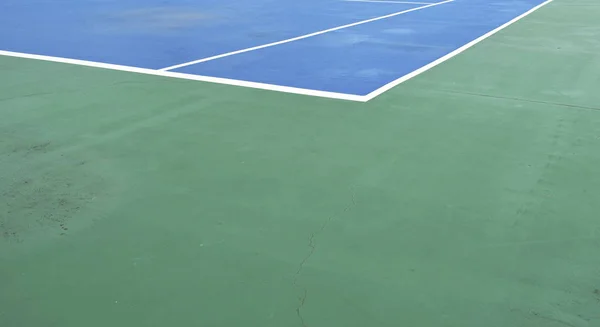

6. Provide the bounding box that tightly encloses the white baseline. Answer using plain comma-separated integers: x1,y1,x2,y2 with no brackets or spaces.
0,50,366,102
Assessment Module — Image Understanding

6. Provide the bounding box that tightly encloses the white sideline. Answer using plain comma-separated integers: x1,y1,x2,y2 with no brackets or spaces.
363,0,555,101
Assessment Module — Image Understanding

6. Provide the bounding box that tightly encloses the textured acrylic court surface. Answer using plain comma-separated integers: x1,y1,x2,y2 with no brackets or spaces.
1,1,600,327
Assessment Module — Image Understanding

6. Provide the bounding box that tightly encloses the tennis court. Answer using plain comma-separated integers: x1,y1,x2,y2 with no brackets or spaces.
2,0,600,326
2,0,550,99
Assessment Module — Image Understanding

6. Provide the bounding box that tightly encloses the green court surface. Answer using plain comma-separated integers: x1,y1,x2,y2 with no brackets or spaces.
2,1,600,326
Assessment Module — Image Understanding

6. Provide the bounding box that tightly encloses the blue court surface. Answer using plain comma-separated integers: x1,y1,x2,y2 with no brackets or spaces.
1,0,547,99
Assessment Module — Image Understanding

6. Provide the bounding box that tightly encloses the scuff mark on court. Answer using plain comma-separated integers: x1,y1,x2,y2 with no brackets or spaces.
0,136,110,243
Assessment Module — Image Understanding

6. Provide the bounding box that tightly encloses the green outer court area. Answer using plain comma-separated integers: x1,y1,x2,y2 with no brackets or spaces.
1,0,600,326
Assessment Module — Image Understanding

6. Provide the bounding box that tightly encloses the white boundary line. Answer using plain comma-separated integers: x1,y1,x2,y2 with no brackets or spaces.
159,0,453,71
343,0,435,4
362,0,554,101
0,50,366,102
0,0,553,103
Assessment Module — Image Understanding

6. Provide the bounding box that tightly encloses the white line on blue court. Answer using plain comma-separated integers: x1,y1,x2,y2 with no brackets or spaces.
0,0,554,103
158,0,454,71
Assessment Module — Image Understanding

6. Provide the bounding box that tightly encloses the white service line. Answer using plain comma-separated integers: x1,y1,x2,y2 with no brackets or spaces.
159,0,454,71
0,50,366,102
343,0,436,5
363,0,554,101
